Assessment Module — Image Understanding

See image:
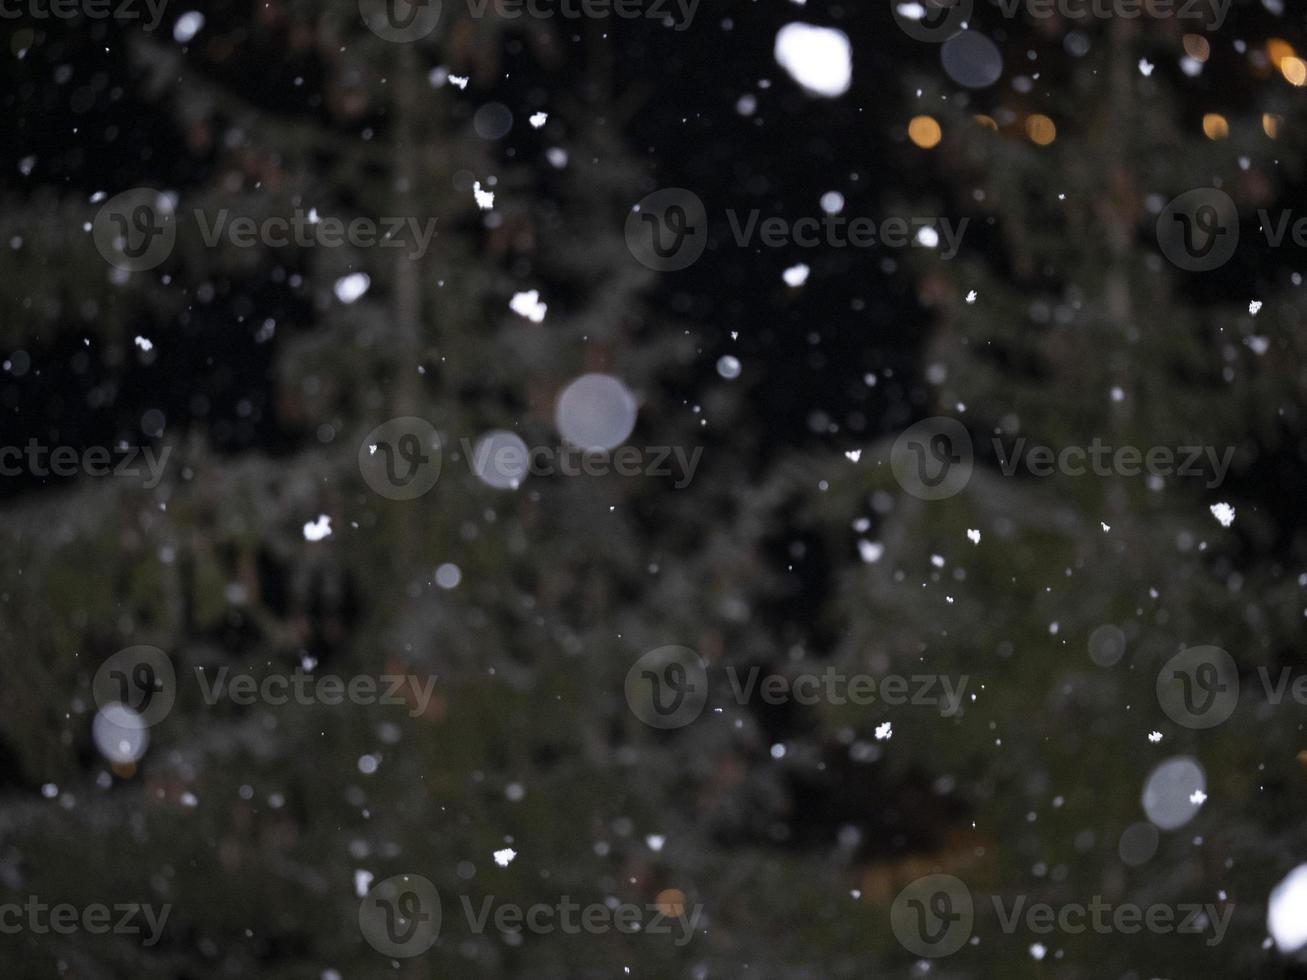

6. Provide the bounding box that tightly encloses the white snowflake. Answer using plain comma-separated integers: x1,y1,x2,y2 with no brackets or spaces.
303,515,332,542
1210,502,1236,527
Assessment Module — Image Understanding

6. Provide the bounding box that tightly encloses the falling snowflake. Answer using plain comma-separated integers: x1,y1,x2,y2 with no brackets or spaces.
303,515,332,541
529,112,547,128
493,848,517,867
1148,731,1163,743
844,449,862,463
473,181,495,210
1249,300,1263,315
966,528,980,544
509,290,547,323
874,721,892,740
782,263,810,287
1210,502,1236,527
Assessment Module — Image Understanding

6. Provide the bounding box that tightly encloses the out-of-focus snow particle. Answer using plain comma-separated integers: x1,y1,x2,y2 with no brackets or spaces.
820,191,845,215
92,705,148,764
645,835,666,852
1268,864,1307,953
493,848,517,867
303,515,332,541
555,373,638,452
916,226,940,248
134,335,153,352
333,273,370,304
173,12,205,43
473,181,495,210
1139,58,1155,76
1030,944,1047,961
354,869,374,898
774,23,852,98
717,355,742,380
546,147,568,168
435,563,462,589
874,722,892,740
857,540,884,564
736,93,758,116
1110,386,1125,402
783,263,810,287
966,528,981,544
529,112,547,128
1210,502,1236,527
509,289,547,323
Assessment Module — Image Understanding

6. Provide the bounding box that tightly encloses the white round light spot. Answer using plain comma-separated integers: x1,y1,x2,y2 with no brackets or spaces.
555,374,638,452
93,704,149,764
1141,756,1206,830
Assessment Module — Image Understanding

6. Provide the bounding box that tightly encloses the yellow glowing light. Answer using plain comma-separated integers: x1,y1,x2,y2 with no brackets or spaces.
1025,114,1056,146
1267,38,1295,69
1282,57,1307,86
908,115,942,149
1183,34,1210,62
974,114,998,131
655,889,686,917
1264,113,1283,138
1202,114,1229,140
